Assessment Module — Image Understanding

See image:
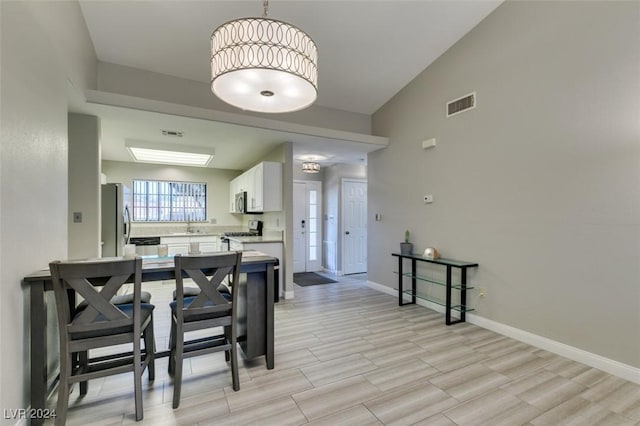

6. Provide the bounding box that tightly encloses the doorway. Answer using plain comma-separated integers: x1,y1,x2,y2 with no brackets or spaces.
293,180,322,273
341,179,367,274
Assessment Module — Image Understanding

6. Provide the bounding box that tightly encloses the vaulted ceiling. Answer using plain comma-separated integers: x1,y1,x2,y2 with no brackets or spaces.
77,1,502,169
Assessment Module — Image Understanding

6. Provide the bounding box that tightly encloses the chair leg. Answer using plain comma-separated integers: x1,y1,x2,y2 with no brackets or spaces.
168,319,176,375
133,336,144,421
55,354,71,426
79,351,89,395
144,315,155,382
172,324,184,409
224,325,230,362
230,340,239,391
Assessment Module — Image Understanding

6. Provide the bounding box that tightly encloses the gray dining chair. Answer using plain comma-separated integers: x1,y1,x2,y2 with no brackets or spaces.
49,257,155,425
168,251,242,408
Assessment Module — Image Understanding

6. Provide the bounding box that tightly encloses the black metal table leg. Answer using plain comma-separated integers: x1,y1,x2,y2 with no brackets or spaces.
411,259,417,304
445,266,452,325
460,267,468,323
398,256,404,306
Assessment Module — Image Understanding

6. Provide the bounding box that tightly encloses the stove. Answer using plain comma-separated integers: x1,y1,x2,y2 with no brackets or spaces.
223,231,257,237
220,220,263,249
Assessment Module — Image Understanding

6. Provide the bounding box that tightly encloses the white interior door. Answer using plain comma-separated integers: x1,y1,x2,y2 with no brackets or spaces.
342,179,367,274
293,180,322,273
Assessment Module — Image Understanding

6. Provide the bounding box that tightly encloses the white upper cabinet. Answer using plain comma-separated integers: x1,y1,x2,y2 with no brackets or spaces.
230,161,282,213
248,161,282,212
229,176,239,213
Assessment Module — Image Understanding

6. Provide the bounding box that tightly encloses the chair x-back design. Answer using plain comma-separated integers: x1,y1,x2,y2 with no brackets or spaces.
49,257,155,425
169,251,242,408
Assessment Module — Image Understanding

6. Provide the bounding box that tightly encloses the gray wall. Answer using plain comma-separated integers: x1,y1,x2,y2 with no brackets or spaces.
68,113,101,259
369,1,640,367
1,1,96,418
98,61,372,135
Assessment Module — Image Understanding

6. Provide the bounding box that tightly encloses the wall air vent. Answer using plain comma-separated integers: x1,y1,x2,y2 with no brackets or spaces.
446,92,476,117
161,130,183,137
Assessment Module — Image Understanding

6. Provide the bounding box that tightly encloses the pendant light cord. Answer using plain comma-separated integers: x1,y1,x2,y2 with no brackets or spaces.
263,0,269,17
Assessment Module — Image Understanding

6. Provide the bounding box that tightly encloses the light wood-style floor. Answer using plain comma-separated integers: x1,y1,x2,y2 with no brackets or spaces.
47,273,640,425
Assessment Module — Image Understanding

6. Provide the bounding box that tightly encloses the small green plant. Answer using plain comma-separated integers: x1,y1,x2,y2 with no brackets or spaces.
404,230,410,243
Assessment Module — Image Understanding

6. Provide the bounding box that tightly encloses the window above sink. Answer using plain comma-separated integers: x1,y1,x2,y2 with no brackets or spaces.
132,179,206,222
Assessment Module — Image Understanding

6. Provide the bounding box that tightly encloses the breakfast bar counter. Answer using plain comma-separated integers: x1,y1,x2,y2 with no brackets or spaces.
23,251,277,425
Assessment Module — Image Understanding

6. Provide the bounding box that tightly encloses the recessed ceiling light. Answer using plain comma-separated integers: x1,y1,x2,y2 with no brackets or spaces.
295,154,329,162
125,140,213,167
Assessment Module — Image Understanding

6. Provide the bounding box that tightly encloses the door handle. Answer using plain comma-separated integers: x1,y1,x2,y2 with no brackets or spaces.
345,231,350,235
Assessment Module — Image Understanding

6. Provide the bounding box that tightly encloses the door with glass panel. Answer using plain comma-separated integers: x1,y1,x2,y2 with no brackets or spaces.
293,181,322,272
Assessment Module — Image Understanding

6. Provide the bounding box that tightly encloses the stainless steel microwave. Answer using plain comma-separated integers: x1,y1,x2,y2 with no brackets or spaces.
235,191,247,214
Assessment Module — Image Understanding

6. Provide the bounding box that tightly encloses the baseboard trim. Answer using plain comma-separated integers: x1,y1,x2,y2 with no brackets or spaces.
367,280,640,385
367,280,453,317
283,290,295,300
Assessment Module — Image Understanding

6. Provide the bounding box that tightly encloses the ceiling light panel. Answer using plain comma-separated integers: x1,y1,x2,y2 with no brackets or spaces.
127,147,212,167
125,140,214,167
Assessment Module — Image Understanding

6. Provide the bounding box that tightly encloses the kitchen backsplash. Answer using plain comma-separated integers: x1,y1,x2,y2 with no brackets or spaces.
130,219,284,238
130,223,242,237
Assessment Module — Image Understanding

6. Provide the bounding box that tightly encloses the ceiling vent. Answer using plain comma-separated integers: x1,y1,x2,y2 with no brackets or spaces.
446,92,476,117
162,130,183,137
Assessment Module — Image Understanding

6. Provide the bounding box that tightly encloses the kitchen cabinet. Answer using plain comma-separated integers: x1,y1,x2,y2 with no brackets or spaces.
229,161,282,213
189,235,220,253
229,239,243,252
161,235,220,255
247,161,282,212
229,176,240,213
161,236,190,256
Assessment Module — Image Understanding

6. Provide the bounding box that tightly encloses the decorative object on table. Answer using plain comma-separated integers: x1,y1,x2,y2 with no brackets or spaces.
400,229,413,255
124,244,136,258
157,244,168,257
423,247,439,260
210,0,318,113
189,241,200,255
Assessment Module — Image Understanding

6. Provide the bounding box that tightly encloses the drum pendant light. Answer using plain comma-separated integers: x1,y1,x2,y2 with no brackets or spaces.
210,0,318,113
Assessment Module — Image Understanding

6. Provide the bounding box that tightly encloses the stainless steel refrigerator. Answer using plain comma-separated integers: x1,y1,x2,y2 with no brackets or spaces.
101,183,131,257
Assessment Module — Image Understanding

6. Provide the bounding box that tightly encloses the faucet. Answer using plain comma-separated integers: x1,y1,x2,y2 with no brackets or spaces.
186,215,193,234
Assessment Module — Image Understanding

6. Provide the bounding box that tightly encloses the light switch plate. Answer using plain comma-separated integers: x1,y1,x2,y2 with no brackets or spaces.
422,138,436,149
424,195,433,203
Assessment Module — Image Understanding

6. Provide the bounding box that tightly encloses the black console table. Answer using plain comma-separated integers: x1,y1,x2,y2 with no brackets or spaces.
392,252,478,325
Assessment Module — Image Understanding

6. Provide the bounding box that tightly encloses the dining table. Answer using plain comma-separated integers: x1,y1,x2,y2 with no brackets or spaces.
23,251,277,426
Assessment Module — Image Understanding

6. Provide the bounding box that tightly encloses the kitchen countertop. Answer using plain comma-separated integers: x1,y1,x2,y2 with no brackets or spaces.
226,235,283,244
159,232,220,237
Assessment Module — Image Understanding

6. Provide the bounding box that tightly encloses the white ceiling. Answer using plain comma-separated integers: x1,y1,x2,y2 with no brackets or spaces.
92,102,382,170
77,0,502,170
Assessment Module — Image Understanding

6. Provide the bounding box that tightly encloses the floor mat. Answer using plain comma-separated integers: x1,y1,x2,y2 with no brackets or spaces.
293,272,338,286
